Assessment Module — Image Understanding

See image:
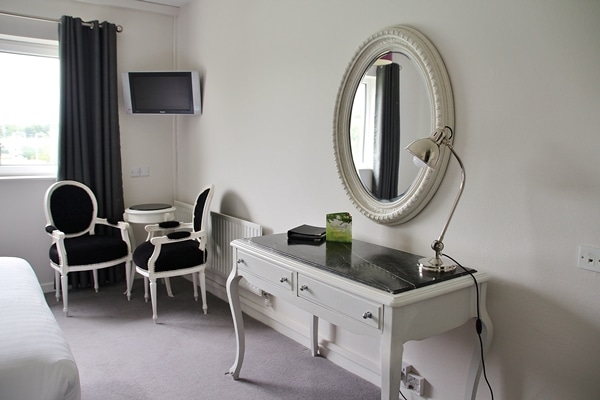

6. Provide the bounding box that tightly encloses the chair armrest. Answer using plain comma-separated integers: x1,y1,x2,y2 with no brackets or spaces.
144,223,166,233
167,231,191,240
150,230,207,246
143,223,172,241
44,226,66,262
144,221,193,232
44,225,65,241
144,221,194,241
158,220,181,229
96,217,130,231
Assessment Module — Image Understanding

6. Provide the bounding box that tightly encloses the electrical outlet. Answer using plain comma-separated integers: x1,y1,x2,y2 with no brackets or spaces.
401,362,412,386
578,245,600,272
406,373,425,396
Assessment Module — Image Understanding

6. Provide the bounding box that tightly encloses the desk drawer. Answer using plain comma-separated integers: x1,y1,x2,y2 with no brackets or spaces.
297,275,381,330
237,252,294,292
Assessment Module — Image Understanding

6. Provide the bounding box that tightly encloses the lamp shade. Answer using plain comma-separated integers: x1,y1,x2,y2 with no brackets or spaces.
374,52,393,66
405,137,440,169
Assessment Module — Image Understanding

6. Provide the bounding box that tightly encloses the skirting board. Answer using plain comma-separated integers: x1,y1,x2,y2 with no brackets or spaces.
204,271,381,387
41,281,55,293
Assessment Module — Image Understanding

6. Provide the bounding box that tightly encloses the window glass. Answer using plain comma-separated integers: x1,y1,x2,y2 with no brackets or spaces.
0,35,58,177
350,75,376,169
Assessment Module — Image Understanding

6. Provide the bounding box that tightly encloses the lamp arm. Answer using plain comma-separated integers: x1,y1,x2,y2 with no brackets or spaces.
434,140,465,248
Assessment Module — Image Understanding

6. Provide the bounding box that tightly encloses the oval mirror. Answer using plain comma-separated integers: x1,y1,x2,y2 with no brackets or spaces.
333,25,454,225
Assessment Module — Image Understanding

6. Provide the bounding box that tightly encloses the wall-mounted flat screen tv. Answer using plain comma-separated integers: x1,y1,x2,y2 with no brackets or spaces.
122,71,201,115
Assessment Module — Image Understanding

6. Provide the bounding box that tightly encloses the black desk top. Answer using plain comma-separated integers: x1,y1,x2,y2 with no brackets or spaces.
243,234,475,294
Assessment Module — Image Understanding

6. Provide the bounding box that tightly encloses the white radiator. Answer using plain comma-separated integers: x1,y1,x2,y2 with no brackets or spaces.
174,203,263,295
209,211,263,296
174,200,194,223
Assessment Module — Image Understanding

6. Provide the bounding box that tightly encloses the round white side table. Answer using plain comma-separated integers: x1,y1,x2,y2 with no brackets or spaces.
124,203,176,224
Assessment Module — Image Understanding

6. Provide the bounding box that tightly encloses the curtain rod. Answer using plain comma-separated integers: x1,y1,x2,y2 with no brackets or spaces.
0,10,123,32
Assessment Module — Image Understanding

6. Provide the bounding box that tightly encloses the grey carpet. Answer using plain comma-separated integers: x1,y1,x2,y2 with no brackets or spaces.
45,277,381,400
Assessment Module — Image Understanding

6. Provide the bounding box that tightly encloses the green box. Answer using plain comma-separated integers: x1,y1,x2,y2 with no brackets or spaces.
326,212,352,243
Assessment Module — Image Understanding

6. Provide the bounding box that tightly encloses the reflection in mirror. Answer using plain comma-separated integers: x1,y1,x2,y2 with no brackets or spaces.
349,51,432,201
333,25,454,225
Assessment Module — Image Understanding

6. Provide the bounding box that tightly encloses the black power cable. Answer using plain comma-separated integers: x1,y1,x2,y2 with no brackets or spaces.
399,388,408,400
443,253,494,400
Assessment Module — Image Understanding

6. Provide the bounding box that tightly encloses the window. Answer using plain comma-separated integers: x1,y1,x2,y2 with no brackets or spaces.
350,75,376,169
0,34,59,177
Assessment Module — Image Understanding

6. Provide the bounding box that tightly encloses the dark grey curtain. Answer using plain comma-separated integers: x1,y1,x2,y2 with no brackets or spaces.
373,63,400,201
58,15,125,288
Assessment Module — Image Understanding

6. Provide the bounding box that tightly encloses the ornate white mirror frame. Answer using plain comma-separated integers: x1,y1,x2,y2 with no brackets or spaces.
333,25,454,225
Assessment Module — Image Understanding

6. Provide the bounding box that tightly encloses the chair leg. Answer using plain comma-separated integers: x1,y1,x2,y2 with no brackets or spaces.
144,276,149,302
54,270,61,302
192,272,199,301
130,263,136,293
165,277,174,297
149,278,158,323
92,269,99,293
199,270,207,315
61,273,69,317
125,261,132,301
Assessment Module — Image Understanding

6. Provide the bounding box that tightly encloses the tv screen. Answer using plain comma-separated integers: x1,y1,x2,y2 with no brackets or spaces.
122,71,201,115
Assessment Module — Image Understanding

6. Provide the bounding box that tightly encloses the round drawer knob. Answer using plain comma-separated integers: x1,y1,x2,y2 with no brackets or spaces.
299,285,309,291
280,277,288,283
236,258,244,264
362,311,373,319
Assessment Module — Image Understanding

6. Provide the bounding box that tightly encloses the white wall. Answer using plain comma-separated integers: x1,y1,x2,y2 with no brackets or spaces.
1,0,598,399
0,0,177,287
176,0,600,399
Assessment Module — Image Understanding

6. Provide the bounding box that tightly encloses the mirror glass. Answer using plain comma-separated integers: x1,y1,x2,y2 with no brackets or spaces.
333,25,454,225
349,51,431,201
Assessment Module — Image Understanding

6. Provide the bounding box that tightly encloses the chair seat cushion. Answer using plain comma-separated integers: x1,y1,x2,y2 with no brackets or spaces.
133,240,207,272
49,235,128,266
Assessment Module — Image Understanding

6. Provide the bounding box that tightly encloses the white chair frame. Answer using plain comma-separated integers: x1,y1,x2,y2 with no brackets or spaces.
133,184,214,322
44,180,133,316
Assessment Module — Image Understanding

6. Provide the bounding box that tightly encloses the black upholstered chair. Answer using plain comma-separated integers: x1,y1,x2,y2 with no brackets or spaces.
133,185,214,322
44,180,133,316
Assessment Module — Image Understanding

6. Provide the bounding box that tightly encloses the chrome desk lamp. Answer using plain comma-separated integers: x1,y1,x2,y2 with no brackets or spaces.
405,126,464,272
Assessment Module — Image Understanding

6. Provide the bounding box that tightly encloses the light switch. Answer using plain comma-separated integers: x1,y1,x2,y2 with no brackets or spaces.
130,166,150,177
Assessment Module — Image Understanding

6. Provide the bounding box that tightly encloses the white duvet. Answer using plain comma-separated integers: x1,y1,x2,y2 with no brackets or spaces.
0,257,81,400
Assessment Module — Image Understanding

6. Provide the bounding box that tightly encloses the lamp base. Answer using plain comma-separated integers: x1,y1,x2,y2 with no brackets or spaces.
418,256,457,272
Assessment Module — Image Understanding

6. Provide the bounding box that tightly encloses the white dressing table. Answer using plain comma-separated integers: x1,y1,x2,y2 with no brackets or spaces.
226,234,492,400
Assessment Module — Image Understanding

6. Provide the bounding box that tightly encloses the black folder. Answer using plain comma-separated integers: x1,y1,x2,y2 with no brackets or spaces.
287,224,326,242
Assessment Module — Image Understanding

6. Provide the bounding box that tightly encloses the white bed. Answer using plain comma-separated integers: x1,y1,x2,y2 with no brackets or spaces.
0,257,81,400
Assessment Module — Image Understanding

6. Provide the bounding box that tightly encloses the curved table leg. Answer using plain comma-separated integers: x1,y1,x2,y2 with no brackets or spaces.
310,315,319,356
226,267,245,380
380,321,404,400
